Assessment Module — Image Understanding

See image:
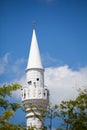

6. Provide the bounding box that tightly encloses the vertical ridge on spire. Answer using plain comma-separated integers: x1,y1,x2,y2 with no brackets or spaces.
27,28,43,70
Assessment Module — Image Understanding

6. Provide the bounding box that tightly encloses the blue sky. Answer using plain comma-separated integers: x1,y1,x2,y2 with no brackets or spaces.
0,0,87,128
0,0,87,71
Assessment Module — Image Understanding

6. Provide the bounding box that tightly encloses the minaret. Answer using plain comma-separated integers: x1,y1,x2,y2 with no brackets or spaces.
22,27,49,129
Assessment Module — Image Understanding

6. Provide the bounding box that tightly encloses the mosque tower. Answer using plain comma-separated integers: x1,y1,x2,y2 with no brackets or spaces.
22,27,49,129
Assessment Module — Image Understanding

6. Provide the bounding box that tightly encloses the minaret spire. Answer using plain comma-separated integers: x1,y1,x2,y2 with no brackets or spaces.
27,27,43,70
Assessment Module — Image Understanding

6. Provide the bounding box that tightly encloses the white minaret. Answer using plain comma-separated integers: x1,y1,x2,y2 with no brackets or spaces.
22,27,49,129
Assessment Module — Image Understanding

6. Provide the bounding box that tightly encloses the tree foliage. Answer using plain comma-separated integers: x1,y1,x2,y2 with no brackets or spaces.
0,84,87,130
0,83,24,130
57,88,87,130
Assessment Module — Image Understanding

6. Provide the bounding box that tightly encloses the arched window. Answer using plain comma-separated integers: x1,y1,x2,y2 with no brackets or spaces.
24,89,26,98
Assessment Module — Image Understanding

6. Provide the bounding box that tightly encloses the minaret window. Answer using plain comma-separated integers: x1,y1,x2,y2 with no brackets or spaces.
34,82,36,87
24,91,26,98
36,78,39,81
44,92,45,96
28,81,32,85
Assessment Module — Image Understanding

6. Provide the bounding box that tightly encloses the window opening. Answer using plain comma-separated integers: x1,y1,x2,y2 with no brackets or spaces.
24,92,26,98
34,82,36,87
37,78,39,81
28,81,32,85
44,92,45,96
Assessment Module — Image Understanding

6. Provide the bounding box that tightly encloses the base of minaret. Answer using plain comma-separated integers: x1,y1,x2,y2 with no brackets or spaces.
26,109,44,129
24,102,48,130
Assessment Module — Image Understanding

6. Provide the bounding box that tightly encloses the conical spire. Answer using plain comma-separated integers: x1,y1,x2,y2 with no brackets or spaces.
27,28,43,70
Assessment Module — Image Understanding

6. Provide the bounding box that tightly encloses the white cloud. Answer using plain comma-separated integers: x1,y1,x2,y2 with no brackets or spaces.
45,65,87,104
13,65,87,105
0,53,10,74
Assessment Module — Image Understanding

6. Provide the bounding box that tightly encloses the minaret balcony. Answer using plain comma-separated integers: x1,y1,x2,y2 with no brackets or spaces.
22,87,49,101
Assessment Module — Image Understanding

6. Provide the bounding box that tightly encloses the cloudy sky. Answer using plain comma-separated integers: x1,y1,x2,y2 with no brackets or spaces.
0,0,87,126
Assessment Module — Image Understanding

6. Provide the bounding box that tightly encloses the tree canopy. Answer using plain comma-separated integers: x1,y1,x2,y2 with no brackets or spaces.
55,88,87,130
0,84,87,130
0,83,24,130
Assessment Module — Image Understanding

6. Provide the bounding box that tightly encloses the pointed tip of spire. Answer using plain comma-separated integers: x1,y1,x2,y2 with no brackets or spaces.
32,21,36,30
